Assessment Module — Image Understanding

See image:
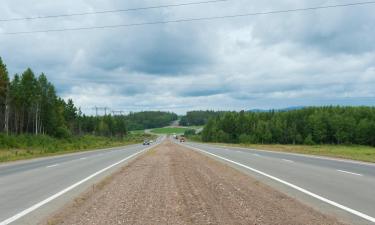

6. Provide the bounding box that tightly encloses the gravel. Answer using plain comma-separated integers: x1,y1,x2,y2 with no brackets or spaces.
43,140,346,225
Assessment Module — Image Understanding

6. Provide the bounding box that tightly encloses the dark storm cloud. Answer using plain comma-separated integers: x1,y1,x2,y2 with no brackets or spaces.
91,25,213,75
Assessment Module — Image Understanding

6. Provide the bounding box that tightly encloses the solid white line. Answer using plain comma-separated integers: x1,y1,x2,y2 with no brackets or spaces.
184,144,375,223
0,145,156,225
46,164,59,168
282,159,294,163
337,170,363,176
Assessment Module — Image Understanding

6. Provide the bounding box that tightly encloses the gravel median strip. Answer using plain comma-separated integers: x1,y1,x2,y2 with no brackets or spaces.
43,140,346,225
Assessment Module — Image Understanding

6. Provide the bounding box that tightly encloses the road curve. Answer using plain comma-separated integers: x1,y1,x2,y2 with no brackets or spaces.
181,141,375,225
0,136,164,225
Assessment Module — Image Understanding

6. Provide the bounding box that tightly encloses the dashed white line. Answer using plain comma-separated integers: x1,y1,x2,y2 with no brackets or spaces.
46,164,59,168
79,157,87,160
282,159,294,163
184,144,375,223
337,170,363,176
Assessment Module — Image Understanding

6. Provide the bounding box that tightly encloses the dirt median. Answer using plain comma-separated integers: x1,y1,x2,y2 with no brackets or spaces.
43,140,345,225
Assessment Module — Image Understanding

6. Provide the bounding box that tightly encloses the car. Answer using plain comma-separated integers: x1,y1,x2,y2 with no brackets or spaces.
179,137,185,143
143,140,150,145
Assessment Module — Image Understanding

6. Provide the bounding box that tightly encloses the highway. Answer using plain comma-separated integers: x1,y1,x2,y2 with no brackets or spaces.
181,141,375,225
0,137,163,225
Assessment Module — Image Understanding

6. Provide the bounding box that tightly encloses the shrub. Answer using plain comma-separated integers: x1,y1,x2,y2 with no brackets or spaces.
304,134,315,145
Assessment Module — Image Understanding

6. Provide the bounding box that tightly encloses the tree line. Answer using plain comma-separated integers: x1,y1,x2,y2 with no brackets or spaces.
125,111,178,130
0,57,177,138
78,111,177,136
179,110,226,126
201,107,375,146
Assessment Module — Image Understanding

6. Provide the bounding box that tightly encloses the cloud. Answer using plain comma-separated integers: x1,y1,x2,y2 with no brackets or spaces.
1,0,375,114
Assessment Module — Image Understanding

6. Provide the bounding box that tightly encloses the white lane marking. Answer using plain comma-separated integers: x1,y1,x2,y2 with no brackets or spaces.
79,157,87,160
282,159,294,163
184,144,375,223
46,164,59,168
253,153,262,157
0,145,156,225
196,143,375,167
337,170,363,177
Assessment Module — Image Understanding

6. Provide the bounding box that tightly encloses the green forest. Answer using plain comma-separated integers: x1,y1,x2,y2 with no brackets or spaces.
201,107,375,146
179,110,225,126
0,57,177,138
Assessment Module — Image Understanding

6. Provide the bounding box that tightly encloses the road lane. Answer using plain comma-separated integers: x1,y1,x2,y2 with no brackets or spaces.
188,142,375,177
0,144,139,177
182,141,375,225
0,137,164,224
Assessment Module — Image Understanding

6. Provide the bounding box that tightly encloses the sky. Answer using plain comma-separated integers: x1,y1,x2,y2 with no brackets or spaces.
1,0,375,114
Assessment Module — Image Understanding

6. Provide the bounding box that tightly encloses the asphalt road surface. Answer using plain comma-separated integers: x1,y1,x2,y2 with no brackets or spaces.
181,141,375,225
0,136,164,225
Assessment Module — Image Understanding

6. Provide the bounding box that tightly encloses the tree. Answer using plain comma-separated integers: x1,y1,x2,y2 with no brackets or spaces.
20,68,38,133
0,57,9,133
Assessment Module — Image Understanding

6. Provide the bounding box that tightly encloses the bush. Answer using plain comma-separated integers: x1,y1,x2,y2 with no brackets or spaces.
239,134,252,144
304,134,315,145
184,129,196,136
55,126,71,139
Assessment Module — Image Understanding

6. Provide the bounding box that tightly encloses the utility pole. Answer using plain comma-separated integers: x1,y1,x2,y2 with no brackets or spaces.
93,106,98,116
112,110,125,116
92,106,110,116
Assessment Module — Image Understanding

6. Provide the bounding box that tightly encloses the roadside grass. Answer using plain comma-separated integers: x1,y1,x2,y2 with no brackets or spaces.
130,130,145,134
150,127,190,134
209,143,375,163
0,133,155,163
185,125,204,129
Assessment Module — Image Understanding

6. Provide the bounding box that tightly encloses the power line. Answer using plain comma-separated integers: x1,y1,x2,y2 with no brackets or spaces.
112,110,125,116
92,106,110,116
0,0,230,22
1,1,375,35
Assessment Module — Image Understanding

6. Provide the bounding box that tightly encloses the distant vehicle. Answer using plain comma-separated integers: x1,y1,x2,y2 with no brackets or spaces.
173,134,178,139
143,140,150,145
150,140,154,143
180,137,185,143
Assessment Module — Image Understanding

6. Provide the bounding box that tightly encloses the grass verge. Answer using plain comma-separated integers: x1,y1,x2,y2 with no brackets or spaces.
130,130,145,134
150,127,190,134
0,133,155,163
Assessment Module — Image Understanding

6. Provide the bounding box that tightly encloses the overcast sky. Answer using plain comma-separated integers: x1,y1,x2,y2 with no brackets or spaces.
1,0,375,114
